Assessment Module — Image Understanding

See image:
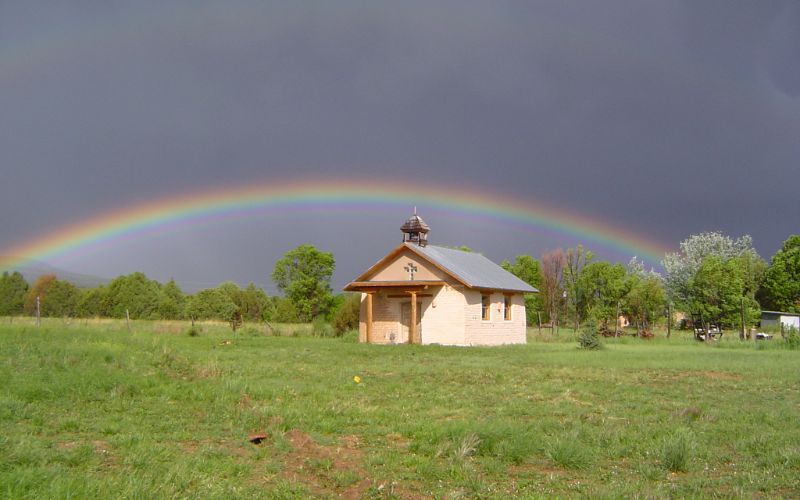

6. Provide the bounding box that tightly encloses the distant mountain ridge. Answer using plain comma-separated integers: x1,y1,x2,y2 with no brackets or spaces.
0,258,110,289
0,258,277,294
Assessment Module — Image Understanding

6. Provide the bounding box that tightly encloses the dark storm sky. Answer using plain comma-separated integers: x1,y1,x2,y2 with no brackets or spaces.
1,1,798,292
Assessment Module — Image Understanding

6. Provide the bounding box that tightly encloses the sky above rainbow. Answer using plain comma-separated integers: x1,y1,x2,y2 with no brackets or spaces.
1,2,797,290
0,179,671,274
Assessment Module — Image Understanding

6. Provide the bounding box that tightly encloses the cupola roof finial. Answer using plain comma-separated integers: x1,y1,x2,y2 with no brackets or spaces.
400,210,430,246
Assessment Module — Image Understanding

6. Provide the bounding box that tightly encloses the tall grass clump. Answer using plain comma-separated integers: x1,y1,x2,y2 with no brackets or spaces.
783,326,799,350
450,432,481,462
545,436,590,469
311,317,335,338
662,427,694,472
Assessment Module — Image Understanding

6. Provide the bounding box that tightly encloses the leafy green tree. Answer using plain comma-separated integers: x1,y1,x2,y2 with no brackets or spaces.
185,288,237,321
104,272,161,319
0,271,28,315
157,279,185,320
501,255,543,326
213,281,271,322
687,255,758,330
77,286,108,317
239,283,271,322
272,244,335,322
663,232,760,307
40,279,80,317
578,261,628,331
664,232,764,334
758,235,800,312
623,260,665,334
272,297,299,323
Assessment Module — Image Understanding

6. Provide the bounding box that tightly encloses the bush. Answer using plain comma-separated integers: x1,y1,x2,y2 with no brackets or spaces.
578,321,602,350
186,325,201,337
333,294,360,336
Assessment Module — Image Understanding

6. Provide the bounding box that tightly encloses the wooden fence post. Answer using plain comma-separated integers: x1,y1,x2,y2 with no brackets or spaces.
666,303,671,338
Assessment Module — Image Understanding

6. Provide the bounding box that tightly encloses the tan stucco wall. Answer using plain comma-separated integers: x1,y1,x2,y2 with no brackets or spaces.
417,284,466,345
358,287,526,346
368,248,450,282
463,290,527,345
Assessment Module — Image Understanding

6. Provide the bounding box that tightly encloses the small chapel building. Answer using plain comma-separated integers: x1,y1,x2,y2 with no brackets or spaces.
344,212,537,346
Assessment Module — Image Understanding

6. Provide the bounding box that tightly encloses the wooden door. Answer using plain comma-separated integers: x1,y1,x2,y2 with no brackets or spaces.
400,302,422,344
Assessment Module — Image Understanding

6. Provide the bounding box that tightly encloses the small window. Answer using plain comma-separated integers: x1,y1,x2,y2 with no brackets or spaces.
481,295,490,320
504,296,512,321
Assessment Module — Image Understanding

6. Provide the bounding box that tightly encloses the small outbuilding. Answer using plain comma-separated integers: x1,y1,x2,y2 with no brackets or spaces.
344,212,537,346
760,310,800,330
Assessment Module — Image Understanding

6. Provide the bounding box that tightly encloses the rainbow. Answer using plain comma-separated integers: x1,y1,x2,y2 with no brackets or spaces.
0,178,671,271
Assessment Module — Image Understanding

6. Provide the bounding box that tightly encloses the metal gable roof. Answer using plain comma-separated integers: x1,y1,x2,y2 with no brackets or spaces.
409,244,538,293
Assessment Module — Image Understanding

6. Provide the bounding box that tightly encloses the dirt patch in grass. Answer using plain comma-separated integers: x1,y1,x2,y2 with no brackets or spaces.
386,432,410,449
278,429,372,498
640,370,744,383
697,370,743,381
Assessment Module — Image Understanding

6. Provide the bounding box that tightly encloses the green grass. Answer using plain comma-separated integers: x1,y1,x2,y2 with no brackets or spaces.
1,319,799,497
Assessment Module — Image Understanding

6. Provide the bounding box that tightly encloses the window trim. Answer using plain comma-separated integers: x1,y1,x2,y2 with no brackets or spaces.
504,295,512,321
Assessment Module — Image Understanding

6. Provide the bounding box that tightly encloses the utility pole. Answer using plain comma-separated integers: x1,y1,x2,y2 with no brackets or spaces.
615,301,621,337
125,309,131,332
537,311,542,334
36,296,41,327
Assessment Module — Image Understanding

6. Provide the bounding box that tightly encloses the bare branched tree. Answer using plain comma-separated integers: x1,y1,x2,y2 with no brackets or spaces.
540,249,566,332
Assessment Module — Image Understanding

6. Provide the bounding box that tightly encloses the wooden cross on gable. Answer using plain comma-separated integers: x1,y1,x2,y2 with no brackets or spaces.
404,262,418,281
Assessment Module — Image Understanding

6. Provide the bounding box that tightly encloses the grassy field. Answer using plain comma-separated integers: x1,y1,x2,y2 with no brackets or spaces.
1,319,798,498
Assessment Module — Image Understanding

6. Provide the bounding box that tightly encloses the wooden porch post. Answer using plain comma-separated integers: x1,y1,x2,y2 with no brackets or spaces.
366,292,374,343
410,291,417,344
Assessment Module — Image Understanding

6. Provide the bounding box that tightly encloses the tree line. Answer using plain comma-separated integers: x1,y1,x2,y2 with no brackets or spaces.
0,234,797,334
0,244,360,335
502,232,799,335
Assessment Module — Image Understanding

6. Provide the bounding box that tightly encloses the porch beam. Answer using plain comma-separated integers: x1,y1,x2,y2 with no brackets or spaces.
365,292,374,343
410,291,417,345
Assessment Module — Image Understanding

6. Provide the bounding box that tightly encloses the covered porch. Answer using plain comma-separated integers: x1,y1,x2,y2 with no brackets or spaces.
344,280,445,344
